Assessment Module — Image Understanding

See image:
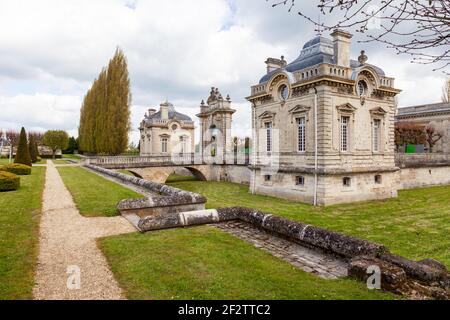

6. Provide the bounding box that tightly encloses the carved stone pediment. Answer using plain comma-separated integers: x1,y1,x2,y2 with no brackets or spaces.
269,74,287,91
370,107,387,117
159,134,171,139
336,103,357,113
258,111,276,120
289,105,311,114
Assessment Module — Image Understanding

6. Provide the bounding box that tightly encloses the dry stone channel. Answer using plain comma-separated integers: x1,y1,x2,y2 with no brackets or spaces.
215,221,348,279
85,164,206,228
136,207,450,300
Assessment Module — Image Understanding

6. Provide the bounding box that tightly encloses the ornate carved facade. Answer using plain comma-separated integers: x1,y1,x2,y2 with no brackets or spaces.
197,88,236,164
139,101,195,156
246,30,401,205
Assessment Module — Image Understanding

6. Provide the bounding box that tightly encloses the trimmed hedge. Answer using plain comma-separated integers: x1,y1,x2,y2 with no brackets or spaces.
0,163,32,175
0,171,20,192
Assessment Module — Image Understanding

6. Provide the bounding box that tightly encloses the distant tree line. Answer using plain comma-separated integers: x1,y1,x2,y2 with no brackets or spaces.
78,48,131,155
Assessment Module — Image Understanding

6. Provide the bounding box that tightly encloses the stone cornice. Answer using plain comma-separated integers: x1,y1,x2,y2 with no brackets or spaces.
247,75,401,101
250,165,400,175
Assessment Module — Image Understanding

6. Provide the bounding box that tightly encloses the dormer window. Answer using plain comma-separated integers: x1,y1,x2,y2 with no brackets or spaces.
357,80,368,96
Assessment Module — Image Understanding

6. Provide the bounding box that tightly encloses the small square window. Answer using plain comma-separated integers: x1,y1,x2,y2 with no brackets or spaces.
295,176,305,186
375,175,382,184
264,175,272,182
343,177,351,187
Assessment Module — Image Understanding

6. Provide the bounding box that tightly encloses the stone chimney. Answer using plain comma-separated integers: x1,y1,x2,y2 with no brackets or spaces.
331,29,352,68
160,102,169,120
265,56,287,74
148,108,156,117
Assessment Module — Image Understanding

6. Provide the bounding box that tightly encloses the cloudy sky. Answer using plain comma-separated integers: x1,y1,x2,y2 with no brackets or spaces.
0,0,447,144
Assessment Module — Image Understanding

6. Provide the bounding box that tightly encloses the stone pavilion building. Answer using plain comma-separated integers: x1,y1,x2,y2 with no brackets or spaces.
139,101,195,156
246,30,401,205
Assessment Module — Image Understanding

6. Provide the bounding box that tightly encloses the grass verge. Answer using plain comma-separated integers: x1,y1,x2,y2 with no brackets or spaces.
99,226,394,300
167,181,450,267
57,166,143,217
0,166,45,299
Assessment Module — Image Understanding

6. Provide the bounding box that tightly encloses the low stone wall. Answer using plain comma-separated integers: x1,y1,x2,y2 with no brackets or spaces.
396,153,450,168
399,166,450,189
137,207,449,299
221,165,251,185
85,164,206,218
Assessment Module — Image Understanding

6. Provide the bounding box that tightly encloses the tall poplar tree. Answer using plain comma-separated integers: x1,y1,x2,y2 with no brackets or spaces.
105,48,131,155
78,48,131,155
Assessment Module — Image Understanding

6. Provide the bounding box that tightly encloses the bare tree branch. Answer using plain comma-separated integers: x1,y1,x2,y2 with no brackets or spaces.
268,0,450,74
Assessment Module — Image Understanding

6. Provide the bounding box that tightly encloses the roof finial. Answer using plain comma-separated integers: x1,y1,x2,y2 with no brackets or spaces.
358,50,368,65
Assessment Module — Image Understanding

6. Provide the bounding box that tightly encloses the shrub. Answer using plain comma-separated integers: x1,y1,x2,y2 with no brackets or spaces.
29,135,39,163
14,127,32,166
0,163,32,175
36,156,42,163
0,171,20,192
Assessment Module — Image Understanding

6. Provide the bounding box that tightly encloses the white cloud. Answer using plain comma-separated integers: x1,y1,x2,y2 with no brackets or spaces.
0,93,81,136
0,0,446,144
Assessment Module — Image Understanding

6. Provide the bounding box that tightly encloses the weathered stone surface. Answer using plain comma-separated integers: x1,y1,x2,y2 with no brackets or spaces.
215,221,348,279
217,207,387,259
379,252,447,283
180,209,219,226
138,212,182,231
85,164,206,214
349,256,450,300
216,207,240,221
133,206,449,299
419,258,448,273
349,256,407,292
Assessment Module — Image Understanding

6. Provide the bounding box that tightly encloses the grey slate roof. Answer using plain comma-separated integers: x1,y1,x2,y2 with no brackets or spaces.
259,35,385,84
397,102,450,117
145,102,193,122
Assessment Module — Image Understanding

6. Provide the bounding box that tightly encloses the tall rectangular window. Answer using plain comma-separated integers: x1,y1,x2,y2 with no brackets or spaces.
373,119,381,152
265,122,272,152
340,116,350,152
180,136,187,154
297,117,306,152
161,138,168,153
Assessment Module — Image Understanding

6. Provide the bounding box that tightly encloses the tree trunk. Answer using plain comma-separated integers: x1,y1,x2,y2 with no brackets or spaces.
53,150,56,159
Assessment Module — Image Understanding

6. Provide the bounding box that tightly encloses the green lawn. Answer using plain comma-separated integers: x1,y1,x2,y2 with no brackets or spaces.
54,166,446,300
53,159,71,165
57,167,143,217
167,181,450,267
0,158,46,165
117,169,136,177
62,154,81,162
165,173,198,183
100,226,393,300
0,166,46,299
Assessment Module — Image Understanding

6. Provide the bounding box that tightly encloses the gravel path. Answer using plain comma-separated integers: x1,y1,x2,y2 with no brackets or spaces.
33,161,136,300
